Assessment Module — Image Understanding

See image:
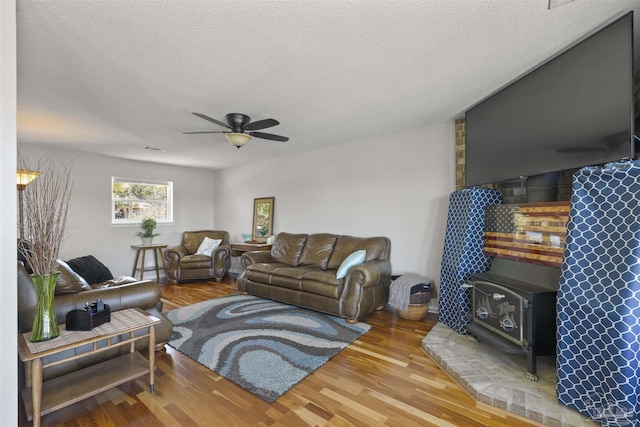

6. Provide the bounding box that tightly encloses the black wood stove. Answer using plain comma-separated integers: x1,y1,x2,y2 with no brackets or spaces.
465,258,560,380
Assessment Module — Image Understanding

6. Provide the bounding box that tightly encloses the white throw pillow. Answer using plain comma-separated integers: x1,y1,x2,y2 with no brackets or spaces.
196,237,222,257
336,250,366,279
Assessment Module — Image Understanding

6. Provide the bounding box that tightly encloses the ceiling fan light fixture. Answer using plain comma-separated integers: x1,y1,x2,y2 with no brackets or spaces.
187,112,288,146
225,132,251,148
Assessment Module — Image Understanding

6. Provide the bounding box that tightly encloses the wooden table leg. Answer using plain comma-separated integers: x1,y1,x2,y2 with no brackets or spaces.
131,248,141,277
149,325,156,393
24,357,32,386
158,248,167,280
31,358,43,427
139,249,147,281
153,248,161,282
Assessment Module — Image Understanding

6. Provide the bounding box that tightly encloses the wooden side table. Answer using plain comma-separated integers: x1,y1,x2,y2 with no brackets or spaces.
18,308,160,427
131,243,167,281
230,243,272,276
230,242,272,258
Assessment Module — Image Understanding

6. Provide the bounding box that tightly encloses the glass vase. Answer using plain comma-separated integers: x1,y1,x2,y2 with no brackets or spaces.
30,273,60,342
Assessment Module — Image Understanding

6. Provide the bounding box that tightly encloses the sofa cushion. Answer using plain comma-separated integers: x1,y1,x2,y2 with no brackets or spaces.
336,250,366,279
66,255,114,285
245,263,288,285
298,233,337,270
180,254,212,269
90,276,140,290
269,266,307,280
55,260,92,294
300,279,343,299
327,236,387,270
268,274,302,290
301,269,342,285
248,262,290,274
300,269,343,298
271,233,308,266
183,232,205,254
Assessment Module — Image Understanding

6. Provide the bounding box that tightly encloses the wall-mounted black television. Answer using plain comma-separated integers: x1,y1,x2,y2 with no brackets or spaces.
465,11,634,187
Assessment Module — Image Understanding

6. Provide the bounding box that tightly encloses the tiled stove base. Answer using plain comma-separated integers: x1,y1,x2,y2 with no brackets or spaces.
421,323,598,427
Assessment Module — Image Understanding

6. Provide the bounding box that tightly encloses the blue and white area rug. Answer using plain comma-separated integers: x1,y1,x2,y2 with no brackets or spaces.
166,294,371,402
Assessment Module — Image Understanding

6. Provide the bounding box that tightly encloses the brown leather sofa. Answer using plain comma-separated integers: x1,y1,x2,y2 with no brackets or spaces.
17,258,173,383
237,232,392,322
164,230,231,284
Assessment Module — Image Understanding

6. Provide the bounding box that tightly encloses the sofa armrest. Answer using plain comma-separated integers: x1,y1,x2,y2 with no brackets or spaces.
164,245,188,281
240,250,275,268
343,260,391,288
236,251,276,292
212,244,231,268
340,260,392,320
165,244,188,263
46,281,163,332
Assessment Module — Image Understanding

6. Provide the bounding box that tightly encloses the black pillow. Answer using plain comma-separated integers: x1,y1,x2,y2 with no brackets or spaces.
66,255,113,285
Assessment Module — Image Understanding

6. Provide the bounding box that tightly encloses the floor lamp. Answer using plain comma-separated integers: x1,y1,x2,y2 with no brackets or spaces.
17,169,41,240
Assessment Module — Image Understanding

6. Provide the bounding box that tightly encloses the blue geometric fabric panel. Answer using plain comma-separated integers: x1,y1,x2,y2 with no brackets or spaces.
439,188,502,334
557,161,640,426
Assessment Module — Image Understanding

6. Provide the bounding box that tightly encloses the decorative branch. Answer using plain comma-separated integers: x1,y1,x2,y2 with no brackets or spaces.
18,155,73,276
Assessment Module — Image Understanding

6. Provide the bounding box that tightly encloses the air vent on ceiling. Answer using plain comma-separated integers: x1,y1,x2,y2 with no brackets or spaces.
144,146,168,152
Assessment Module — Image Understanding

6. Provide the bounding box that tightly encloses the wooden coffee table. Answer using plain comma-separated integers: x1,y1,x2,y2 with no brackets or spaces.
18,308,160,427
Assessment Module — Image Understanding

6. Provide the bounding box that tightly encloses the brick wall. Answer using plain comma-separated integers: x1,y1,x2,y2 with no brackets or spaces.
455,118,465,190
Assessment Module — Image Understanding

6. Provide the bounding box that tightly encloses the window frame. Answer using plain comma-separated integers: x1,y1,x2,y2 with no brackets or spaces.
111,176,174,225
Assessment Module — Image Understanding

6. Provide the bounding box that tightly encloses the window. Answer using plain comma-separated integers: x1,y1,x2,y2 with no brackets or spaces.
111,177,173,224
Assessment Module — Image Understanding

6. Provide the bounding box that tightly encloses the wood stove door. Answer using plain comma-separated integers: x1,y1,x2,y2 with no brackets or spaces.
472,280,524,346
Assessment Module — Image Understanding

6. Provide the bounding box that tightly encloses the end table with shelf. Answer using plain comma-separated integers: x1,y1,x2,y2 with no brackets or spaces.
131,243,167,281
18,308,160,427
230,242,272,257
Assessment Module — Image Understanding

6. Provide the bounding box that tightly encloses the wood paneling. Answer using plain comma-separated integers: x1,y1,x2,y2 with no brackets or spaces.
19,277,544,426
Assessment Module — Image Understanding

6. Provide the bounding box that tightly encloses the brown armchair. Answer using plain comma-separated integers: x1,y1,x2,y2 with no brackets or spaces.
164,230,231,284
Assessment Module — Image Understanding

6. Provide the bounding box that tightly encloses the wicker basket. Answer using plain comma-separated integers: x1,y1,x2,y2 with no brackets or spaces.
398,303,429,320
398,291,430,320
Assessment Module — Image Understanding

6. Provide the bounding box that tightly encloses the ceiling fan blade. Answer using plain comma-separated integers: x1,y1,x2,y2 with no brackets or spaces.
182,131,227,134
244,118,280,131
249,131,289,142
192,112,230,129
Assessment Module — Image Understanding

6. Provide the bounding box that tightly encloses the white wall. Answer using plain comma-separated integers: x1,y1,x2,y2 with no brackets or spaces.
18,145,216,277
214,121,456,307
1,1,18,424
19,120,457,287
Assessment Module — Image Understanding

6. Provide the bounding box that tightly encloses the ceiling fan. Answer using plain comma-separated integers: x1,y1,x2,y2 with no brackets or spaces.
183,112,289,148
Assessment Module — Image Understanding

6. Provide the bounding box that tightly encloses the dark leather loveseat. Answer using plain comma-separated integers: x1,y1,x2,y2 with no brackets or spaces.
237,232,392,322
17,256,173,383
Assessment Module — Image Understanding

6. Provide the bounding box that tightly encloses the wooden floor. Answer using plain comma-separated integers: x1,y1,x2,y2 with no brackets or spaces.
18,277,545,427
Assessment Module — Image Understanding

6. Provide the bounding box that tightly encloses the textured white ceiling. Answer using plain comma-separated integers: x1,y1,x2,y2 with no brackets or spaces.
16,0,640,170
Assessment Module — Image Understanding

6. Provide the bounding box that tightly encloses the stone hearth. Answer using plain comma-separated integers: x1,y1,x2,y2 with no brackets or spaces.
422,323,598,427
